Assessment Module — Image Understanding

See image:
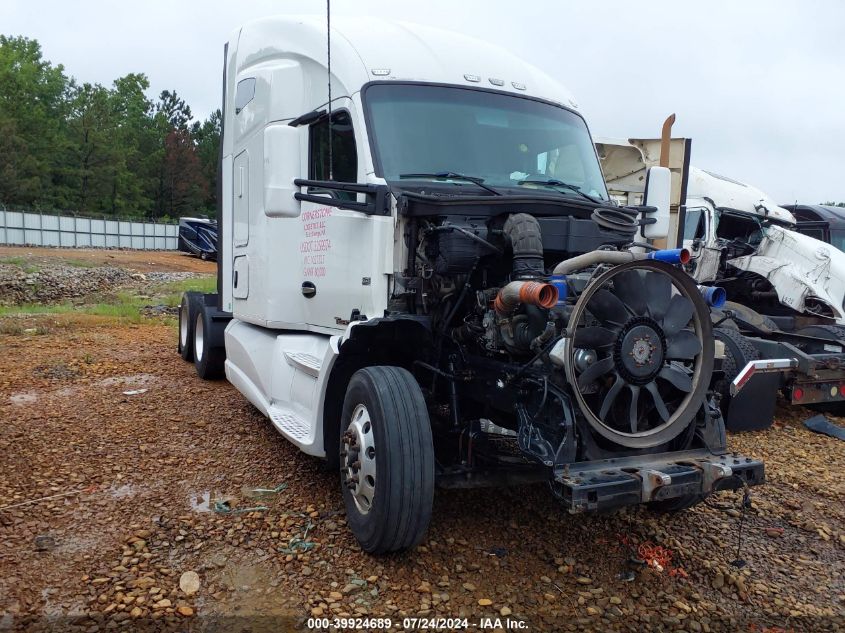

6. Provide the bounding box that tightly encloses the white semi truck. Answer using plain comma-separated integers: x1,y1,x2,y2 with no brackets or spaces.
178,16,762,553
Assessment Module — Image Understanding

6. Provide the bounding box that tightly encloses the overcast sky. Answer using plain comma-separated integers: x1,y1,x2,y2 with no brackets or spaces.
3,0,844,203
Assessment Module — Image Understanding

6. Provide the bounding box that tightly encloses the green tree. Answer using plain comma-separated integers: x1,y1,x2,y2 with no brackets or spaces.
0,35,71,207
0,37,220,218
63,82,122,213
191,109,221,212
109,73,157,216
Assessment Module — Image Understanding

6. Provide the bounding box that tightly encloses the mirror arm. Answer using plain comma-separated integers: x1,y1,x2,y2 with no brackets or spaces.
293,179,391,216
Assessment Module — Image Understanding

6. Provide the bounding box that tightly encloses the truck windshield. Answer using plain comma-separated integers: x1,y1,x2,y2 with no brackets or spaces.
364,83,608,201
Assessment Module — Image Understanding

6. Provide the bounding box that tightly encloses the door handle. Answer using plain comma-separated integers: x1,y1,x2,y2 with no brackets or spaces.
234,271,239,287
301,281,316,298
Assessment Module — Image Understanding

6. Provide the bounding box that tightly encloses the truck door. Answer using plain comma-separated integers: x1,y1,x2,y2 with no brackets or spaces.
297,106,391,330
683,206,721,282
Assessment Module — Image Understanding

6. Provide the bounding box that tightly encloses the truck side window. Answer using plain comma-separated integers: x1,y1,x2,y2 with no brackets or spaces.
235,78,256,114
684,208,705,240
308,110,358,200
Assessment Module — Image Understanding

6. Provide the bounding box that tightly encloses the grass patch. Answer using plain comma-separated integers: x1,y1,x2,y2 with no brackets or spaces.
0,256,40,273
159,276,217,308
65,258,99,268
0,273,216,330
0,291,145,323
0,303,77,316
161,276,218,294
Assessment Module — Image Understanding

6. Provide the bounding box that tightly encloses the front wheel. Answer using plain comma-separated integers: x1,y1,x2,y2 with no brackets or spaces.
340,366,434,554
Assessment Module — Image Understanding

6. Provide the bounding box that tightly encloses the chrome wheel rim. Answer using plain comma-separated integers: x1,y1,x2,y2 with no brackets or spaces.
179,300,189,349
194,313,204,361
342,404,376,514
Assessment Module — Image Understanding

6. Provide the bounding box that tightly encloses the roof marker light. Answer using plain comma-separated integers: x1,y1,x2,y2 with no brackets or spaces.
464,74,481,83
511,81,526,90
489,78,504,86
371,68,391,76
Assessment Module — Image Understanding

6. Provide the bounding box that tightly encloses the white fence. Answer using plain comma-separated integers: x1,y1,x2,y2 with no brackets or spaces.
0,209,178,250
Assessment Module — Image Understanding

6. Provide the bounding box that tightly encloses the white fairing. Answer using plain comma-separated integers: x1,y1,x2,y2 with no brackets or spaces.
219,16,585,454
224,320,340,456
727,225,845,322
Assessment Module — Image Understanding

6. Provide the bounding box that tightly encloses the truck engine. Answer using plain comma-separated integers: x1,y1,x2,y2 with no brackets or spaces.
387,199,744,510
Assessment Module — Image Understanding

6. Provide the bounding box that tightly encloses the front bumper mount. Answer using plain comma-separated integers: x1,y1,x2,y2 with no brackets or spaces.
553,449,764,513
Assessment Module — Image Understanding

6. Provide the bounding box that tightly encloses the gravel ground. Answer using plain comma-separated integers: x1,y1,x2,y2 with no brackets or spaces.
0,247,215,306
0,251,843,632
0,264,134,305
0,247,216,274
0,264,208,306
0,318,842,633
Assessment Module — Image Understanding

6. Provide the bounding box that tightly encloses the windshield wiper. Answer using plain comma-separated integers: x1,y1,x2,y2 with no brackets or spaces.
399,172,503,196
517,178,604,204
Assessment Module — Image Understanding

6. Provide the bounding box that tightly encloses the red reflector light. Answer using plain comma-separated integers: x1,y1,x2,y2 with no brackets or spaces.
793,387,804,401
679,248,691,265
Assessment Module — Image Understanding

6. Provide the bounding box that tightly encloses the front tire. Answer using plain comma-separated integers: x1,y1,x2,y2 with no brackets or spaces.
340,366,435,554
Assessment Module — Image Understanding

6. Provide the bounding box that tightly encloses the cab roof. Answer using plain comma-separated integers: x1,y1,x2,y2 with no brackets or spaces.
233,16,579,109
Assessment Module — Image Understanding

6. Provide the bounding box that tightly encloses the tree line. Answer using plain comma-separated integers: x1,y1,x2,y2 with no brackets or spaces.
0,35,220,220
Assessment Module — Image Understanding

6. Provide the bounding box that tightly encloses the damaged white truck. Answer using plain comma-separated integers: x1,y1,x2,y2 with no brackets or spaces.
599,136,845,428
177,16,762,553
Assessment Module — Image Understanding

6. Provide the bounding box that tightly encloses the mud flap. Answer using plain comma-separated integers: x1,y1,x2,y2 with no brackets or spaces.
725,372,781,432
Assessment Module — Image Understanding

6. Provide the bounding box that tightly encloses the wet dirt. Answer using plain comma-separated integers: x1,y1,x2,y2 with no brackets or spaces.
0,297,842,631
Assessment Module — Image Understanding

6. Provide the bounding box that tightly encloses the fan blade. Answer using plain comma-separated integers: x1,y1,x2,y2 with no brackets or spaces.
586,289,629,327
612,270,648,316
574,326,617,349
644,271,672,320
577,356,615,388
658,364,693,392
628,385,640,434
666,329,703,360
599,373,625,420
662,294,695,336
644,381,670,422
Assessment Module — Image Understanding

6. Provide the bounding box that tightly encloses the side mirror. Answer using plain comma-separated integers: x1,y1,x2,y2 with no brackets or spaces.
263,124,301,217
642,165,671,239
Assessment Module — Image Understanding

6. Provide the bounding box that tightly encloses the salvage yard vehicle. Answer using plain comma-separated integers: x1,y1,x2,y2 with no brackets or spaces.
177,16,763,553
599,136,845,428
785,203,845,253
177,216,218,261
